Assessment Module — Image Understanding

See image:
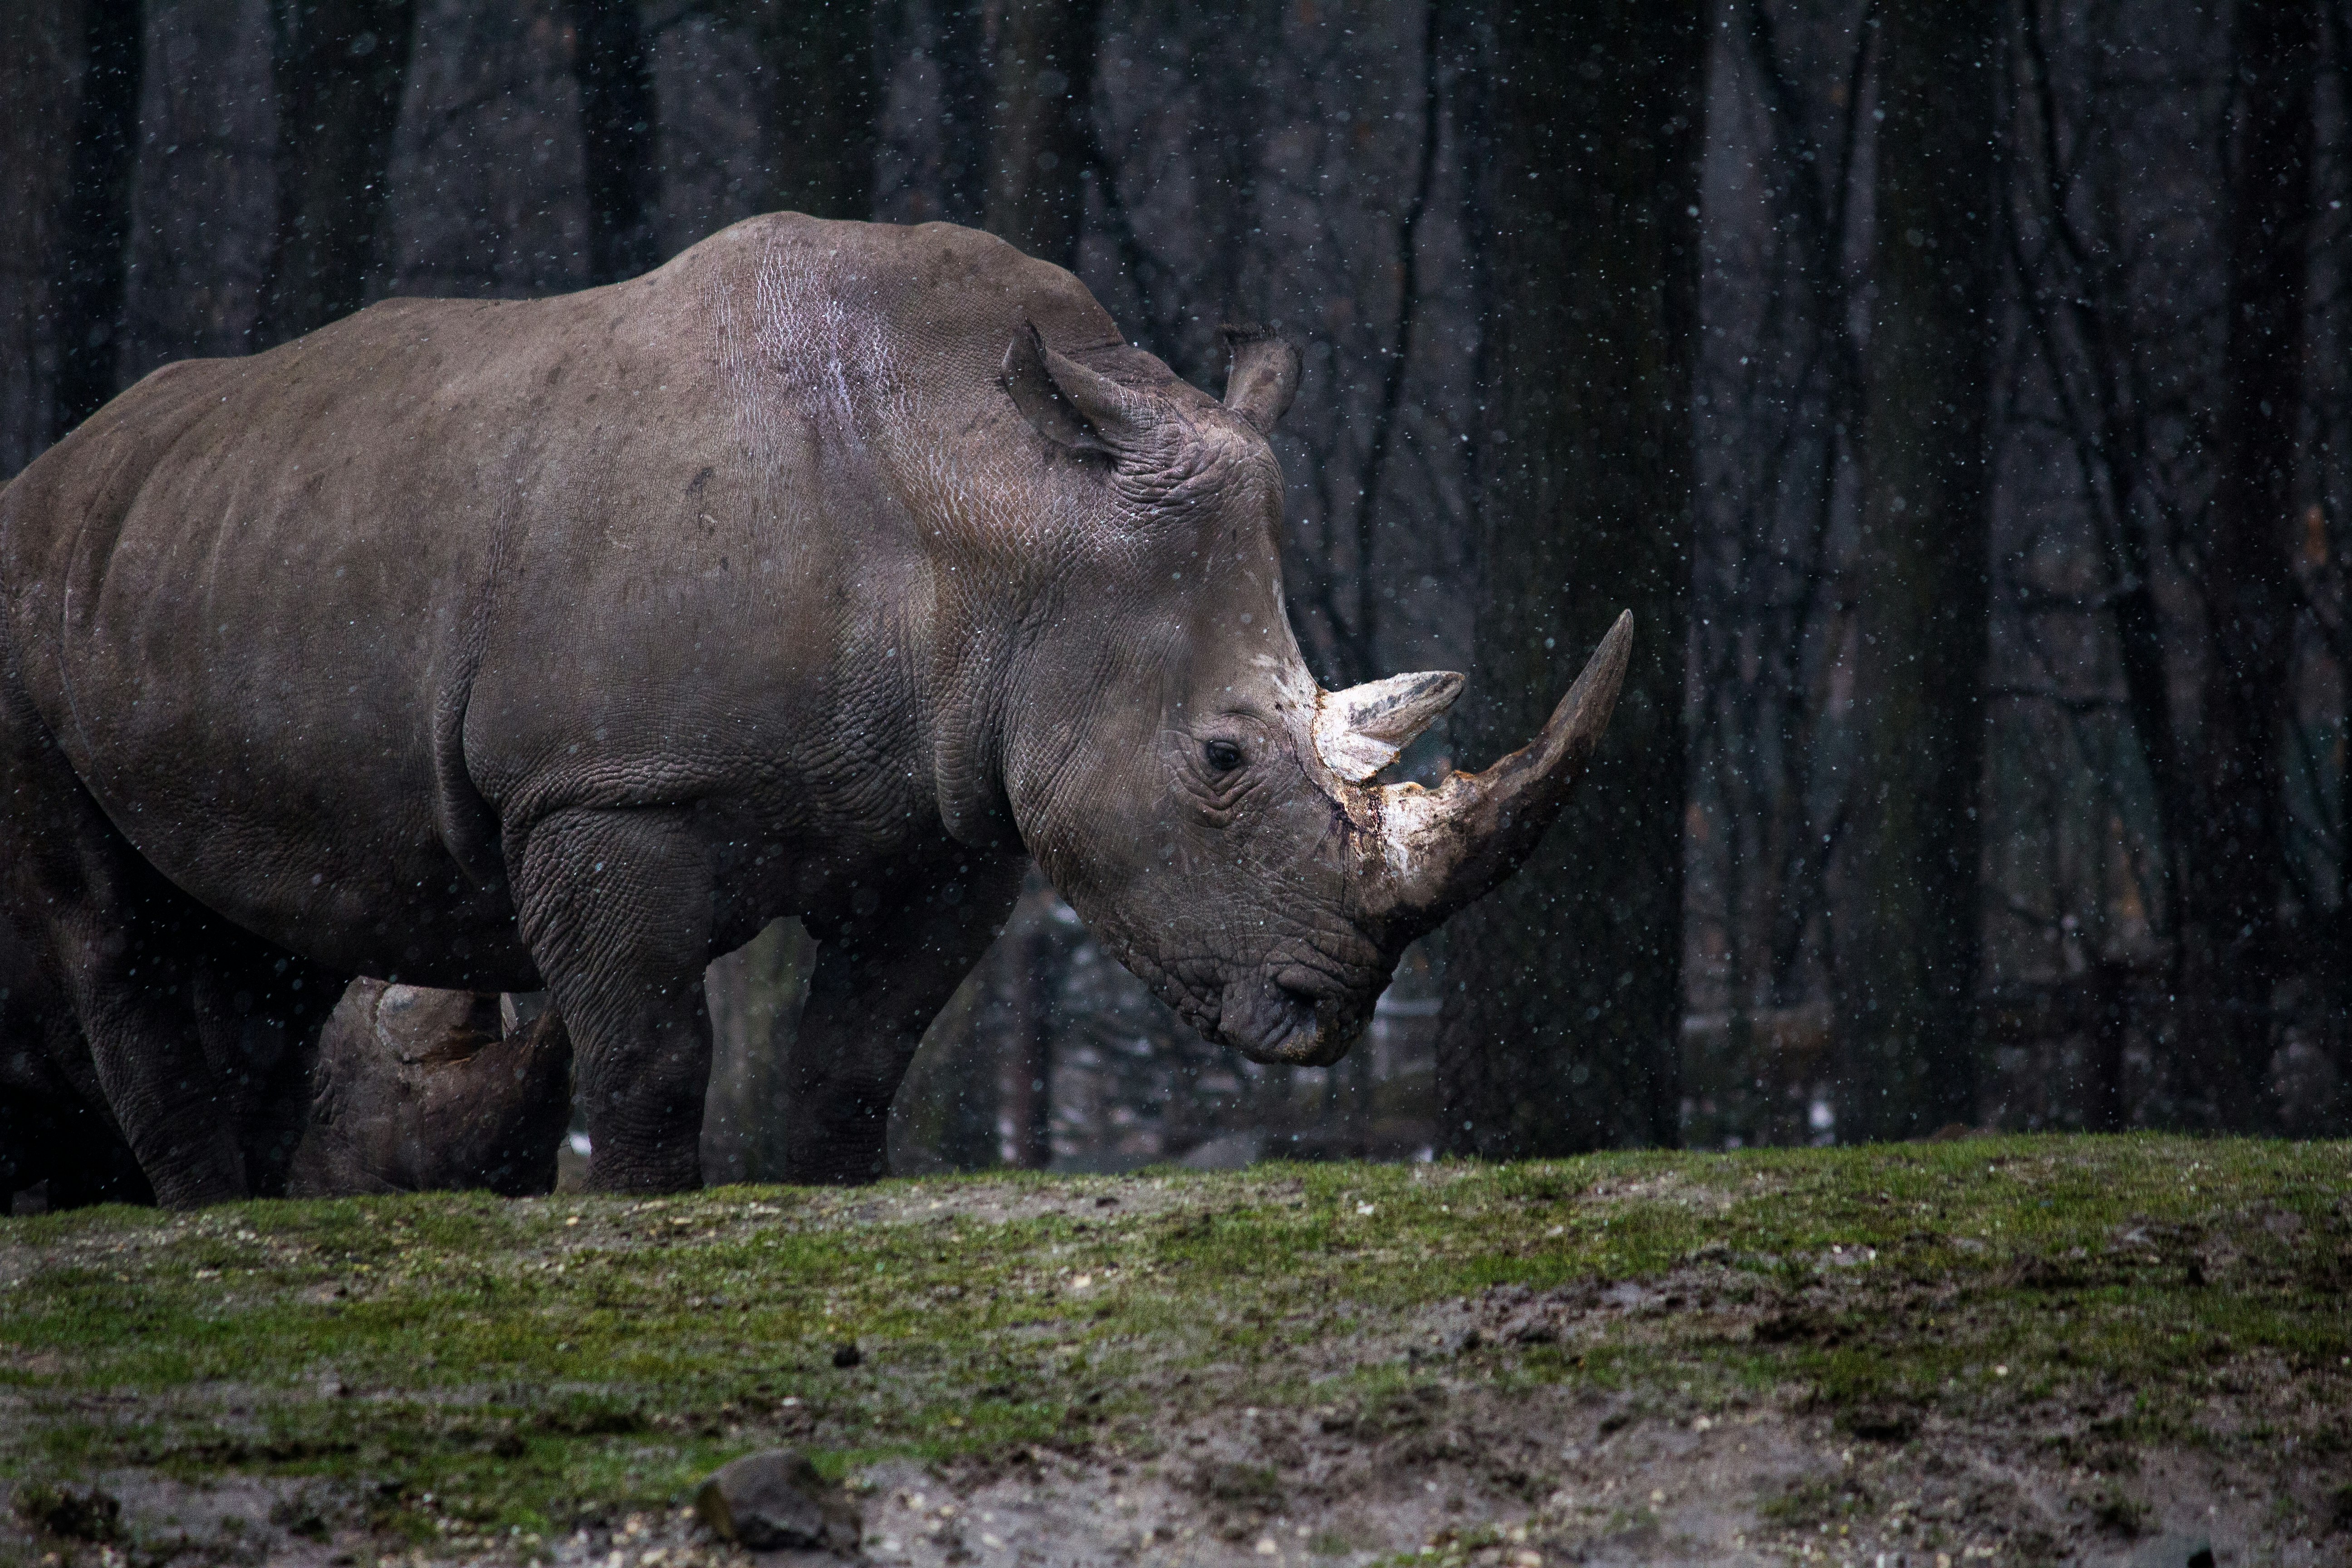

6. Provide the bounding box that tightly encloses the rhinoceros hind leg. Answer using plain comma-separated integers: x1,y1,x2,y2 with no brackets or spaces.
512,806,717,1195
0,1083,152,1210
0,913,147,1208
784,853,1027,1186
0,740,264,1207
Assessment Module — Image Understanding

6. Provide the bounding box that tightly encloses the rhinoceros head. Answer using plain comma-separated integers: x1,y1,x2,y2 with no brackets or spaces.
991,323,1632,1067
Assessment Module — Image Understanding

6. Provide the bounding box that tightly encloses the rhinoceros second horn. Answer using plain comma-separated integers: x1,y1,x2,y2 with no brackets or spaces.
1312,670,1465,784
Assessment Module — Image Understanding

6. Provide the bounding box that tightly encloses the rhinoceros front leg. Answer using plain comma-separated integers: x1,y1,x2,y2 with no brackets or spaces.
784,855,1027,1186
512,806,717,1194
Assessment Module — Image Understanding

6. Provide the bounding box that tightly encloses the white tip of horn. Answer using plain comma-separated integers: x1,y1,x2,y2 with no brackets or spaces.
1313,670,1465,784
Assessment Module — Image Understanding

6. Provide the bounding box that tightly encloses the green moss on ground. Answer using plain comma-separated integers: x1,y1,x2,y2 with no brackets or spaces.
2,1136,2347,1558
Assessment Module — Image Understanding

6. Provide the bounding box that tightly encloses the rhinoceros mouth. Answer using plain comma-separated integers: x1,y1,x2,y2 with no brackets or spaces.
1219,970,1367,1066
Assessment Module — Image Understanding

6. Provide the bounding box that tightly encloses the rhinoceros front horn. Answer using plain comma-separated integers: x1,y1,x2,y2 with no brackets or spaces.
1364,611,1635,933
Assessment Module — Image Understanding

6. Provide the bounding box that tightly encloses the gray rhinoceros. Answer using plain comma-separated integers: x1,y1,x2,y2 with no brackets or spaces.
0,214,1630,1206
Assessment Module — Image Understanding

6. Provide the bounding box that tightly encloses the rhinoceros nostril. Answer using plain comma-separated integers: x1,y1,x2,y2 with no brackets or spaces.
1273,964,1343,1003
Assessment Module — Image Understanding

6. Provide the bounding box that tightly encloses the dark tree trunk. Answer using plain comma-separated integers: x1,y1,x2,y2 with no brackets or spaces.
749,0,876,220
984,0,1103,269
701,919,813,1182
256,0,417,348
962,0,1104,1160
1328,0,1441,689
1190,9,1273,353
2087,957,2128,1133
0,0,87,475
53,0,145,439
2184,0,2320,1127
2014,0,2194,1000
1434,0,1705,1158
1834,0,2000,1142
990,884,1059,1170
934,1,990,226
567,0,660,284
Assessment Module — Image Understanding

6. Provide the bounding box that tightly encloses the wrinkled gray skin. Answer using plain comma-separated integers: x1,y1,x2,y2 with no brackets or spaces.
284,980,573,1197
0,215,1629,1206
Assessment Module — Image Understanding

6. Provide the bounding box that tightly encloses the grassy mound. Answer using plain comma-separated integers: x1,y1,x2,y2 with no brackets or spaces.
3,1136,2347,1566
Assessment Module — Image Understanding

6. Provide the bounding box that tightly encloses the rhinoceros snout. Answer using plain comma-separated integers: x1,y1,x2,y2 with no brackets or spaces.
1218,970,1367,1067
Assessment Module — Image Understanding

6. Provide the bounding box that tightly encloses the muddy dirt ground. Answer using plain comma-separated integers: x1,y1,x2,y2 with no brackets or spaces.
4,1142,2347,1567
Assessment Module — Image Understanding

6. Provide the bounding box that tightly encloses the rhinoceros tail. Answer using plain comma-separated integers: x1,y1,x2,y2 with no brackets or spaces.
431,666,506,893
428,509,513,893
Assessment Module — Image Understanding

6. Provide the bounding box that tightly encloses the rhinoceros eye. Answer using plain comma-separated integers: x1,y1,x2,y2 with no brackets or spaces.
1203,739,1245,774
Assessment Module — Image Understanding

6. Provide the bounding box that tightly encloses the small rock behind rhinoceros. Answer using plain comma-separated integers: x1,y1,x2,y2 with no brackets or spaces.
694,1450,861,1555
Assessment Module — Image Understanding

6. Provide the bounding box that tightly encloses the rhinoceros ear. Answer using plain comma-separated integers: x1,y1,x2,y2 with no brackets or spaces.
1220,324,1300,435
1001,323,1161,458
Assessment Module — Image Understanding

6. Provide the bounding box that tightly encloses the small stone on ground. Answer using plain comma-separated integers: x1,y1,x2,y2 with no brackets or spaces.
695,1450,861,1555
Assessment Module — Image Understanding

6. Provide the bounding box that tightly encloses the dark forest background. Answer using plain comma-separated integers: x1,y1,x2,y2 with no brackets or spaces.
4,0,2348,1176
